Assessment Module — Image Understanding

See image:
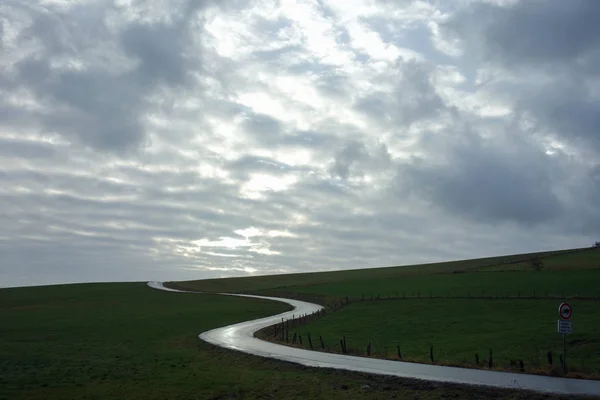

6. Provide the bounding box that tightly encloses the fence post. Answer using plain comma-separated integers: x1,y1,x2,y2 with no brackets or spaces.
475,353,479,365
430,346,434,362
343,335,347,354
340,339,345,353
488,349,493,368
367,342,371,356
519,360,525,372
292,333,297,344
320,335,325,349
308,333,313,349
547,351,553,366
559,354,564,371
397,345,402,360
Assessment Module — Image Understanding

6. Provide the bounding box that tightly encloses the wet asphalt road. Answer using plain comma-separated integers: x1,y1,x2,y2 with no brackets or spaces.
148,281,600,397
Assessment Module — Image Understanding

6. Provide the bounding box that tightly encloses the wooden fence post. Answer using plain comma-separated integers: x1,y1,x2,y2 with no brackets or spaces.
397,345,402,360
308,333,313,349
320,335,325,350
475,354,479,365
547,351,552,366
430,346,434,362
299,335,302,345
367,342,371,356
519,360,524,372
292,333,297,344
340,340,345,353
488,349,493,368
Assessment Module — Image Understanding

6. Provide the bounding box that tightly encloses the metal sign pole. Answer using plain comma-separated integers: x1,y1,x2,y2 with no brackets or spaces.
563,333,567,374
558,300,572,374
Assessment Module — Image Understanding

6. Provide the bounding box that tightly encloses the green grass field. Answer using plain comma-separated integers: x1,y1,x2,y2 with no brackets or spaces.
170,248,599,299
290,299,600,377
2,282,565,400
171,246,600,379
168,247,590,294
4,247,600,399
281,269,600,300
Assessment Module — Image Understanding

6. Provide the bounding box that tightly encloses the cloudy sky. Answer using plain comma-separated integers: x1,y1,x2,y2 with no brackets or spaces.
1,0,599,288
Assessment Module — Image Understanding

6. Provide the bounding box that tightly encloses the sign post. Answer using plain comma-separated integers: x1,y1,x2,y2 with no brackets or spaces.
558,301,572,374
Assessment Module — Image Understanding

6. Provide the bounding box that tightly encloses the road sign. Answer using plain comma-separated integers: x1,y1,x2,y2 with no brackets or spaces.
558,320,573,334
559,302,572,320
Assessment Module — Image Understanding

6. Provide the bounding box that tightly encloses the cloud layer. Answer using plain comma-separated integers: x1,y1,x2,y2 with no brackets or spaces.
1,0,599,287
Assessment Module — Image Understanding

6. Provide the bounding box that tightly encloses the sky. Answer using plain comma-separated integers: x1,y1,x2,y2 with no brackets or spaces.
1,0,599,288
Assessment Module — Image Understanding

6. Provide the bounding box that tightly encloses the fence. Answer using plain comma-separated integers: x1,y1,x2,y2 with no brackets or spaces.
283,333,595,376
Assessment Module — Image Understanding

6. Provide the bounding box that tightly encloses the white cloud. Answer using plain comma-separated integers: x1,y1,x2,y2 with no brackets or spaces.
0,0,598,288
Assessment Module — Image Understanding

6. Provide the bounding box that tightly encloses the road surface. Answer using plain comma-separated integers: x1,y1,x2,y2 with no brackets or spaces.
147,281,600,397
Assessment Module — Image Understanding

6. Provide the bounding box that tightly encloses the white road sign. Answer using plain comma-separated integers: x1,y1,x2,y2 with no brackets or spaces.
558,320,573,334
559,302,572,320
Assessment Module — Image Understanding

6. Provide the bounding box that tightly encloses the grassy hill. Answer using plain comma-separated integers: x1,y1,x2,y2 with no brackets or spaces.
172,246,600,378
167,247,595,295
3,247,599,399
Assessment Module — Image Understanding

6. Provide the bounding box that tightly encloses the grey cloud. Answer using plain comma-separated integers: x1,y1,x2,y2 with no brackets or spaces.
2,0,599,289
1,0,206,153
0,137,61,160
397,128,563,226
329,140,368,179
355,60,450,127
121,22,193,86
241,113,285,142
445,0,600,72
518,78,600,151
443,0,600,154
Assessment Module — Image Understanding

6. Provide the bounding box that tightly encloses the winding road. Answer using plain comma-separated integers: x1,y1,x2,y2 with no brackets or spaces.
147,281,600,397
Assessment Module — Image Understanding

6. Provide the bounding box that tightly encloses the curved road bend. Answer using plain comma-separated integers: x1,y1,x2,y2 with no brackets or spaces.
147,281,600,397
